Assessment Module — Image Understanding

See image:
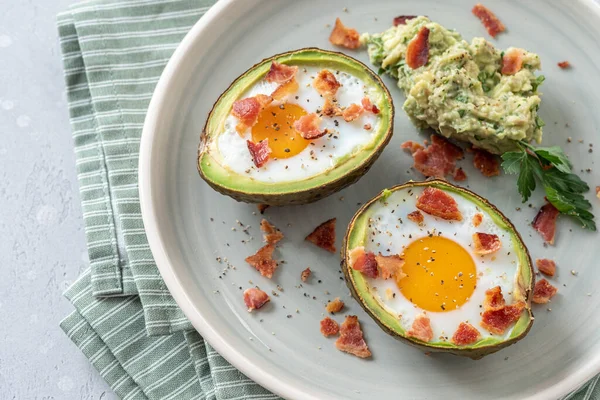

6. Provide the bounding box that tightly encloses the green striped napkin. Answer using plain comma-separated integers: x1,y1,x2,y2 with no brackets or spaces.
57,0,598,398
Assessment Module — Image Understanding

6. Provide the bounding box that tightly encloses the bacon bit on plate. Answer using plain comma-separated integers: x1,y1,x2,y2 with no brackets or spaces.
342,103,363,122
532,279,558,304
536,258,556,277
407,314,433,342
361,97,380,114
393,15,418,26
322,98,343,117
335,316,372,358
557,61,571,69
451,322,481,346
453,167,467,182
243,288,270,312
375,253,405,280
313,69,341,98
532,202,559,245
416,187,463,221
301,267,312,282
326,297,345,314
472,3,506,38
257,204,270,214
472,213,483,227
405,135,464,179
407,210,424,225
320,317,340,337
480,301,526,335
401,140,424,154
260,219,284,245
271,78,299,101
265,61,298,84
350,248,379,279
483,286,506,311
305,218,336,253
406,26,430,69
247,139,271,168
473,148,500,177
245,243,278,278
472,232,502,255
329,18,361,49
293,113,327,140
501,48,524,75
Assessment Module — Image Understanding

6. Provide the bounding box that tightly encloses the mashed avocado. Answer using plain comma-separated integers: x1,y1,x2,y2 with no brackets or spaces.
363,16,544,154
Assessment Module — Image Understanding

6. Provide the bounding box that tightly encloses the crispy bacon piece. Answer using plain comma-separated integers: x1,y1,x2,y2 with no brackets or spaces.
329,18,361,49
480,301,526,335
453,167,467,182
257,204,270,214
473,232,502,255
472,213,483,227
375,254,404,280
501,49,524,75
406,26,430,69
350,248,379,279
536,258,556,277
294,113,327,140
265,61,298,84
416,187,463,221
305,218,336,253
407,210,424,225
342,103,363,122
472,3,506,38
361,97,380,114
558,61,571,69
313,70,341,97
533,279,558,304
451,322,481,346
532,203,559,245
473,148,500,177
483,286,506,311
401,140,424,154
271,78,299,101
407,135,464,178
407,314,433,342
245,243,277,278
322,98,343,117
393,15,418,26
326,297,345,314
233,97,261,132
335,316,371,358
243,288,270,312
247,139,271,168
301,267,312,282
320,317,340,337
260,219,283,245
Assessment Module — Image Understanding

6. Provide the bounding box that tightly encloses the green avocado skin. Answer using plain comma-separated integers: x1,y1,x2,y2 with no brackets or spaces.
341,180,535,360
197,48,394,206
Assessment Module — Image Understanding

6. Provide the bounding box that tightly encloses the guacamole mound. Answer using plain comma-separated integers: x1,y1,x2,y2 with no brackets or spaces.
363,16,544,154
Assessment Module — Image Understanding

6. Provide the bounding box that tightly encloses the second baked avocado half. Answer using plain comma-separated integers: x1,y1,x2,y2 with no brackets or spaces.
341,180,534,359
198,48,394,206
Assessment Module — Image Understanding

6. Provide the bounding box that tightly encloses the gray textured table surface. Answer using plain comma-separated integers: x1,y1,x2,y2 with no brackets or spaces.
1,1,116,399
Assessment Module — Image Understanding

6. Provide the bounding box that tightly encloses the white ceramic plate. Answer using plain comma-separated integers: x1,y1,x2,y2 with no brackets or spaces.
139,0,600,398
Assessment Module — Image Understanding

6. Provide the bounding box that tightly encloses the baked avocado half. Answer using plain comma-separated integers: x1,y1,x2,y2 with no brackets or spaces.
198,48,394,206
341,180,534,359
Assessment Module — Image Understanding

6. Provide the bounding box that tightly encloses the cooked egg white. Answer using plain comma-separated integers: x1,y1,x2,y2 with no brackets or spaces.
363,187,521,343
217,66,381,182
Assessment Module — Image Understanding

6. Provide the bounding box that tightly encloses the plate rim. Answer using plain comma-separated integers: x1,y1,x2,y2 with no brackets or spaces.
139,0,600,398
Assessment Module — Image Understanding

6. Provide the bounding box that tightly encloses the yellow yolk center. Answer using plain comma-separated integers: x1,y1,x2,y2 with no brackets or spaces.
251,103,310,159
397,236,476,313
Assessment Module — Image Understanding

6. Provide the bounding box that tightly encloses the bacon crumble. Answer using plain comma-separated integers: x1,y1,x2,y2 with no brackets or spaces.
326,297,345,314
293,113,327,140
400,140,423,154
342,103,363,122
472,232,502,255
451,322,481,346
265,61,298,84
350,248,379,278
323,98,343,117
483,286,506,311
407,314,433,342
361,97,380,114
320,317,340,337
301,267,312,282
532,202,559,245
501,49,524,75
557,61,571,69
393,15,418,26
271,78,299,101
453,167,467,182
416,187,463,221
472,213,483,227
407,210,424,225
257,204,270,214
335,316,371,358
532,279,558,304
313,70,341,98
243,288,270,312
472,3,506,38
406,26,430,69
305,218,336,253
245,243,278,278
329,18,361,49
375,253,404,280
481,301,526,335
403,135,464,179
247,139,271,168
260,219,283,245
473,148,500,177
536,258,556,277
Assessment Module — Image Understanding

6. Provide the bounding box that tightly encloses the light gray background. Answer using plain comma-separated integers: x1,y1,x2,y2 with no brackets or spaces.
1,1,116,399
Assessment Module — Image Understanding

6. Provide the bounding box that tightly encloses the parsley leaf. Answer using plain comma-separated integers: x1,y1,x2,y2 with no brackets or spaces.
530,145,572,174
531,75,545,92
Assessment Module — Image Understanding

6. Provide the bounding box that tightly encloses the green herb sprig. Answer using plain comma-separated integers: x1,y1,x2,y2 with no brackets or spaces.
501,142,596,230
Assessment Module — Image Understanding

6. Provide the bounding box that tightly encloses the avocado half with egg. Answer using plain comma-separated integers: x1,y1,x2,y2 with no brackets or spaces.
342,180,534,359
198,48,394,206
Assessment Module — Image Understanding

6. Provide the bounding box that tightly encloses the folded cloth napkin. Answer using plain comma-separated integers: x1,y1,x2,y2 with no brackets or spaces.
57,0,598,399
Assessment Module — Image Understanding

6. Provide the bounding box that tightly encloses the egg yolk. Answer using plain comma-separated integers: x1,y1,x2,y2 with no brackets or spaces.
397,236,476,313
251,103,310,159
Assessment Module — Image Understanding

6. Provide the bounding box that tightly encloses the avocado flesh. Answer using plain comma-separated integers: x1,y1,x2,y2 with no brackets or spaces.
342,180,534,359
198,48,394,206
